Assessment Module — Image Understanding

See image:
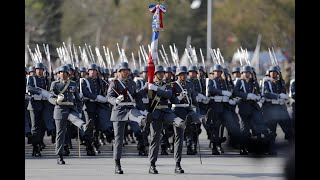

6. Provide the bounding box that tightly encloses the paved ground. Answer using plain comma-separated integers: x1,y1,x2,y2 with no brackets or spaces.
25,126,293,180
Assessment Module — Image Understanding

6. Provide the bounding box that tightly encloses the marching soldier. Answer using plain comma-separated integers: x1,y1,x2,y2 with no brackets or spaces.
289,79,295,135
141,65,186,174
231,67,241,85
27,62,51,157
262,65,294,148
205,64,247,155
48,65,93,164
171,66,203,157
233,65,275,155
25,67,32,144
160,66,175,155
106,62,147,174
187,65,207,154
81,63,112,155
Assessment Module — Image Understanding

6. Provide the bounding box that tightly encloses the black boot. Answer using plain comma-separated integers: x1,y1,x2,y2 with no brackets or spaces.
32,145,41,157
138,145,148,156
149,162,158,174
161,144,168,155
86,145,96,156
57,154,65,165
212,145,221,155
193,144,198,154
240,145,249,155
187,146,196,155
174,162,184,174
26,133,32,144
115,159,124,174
39,141,46,151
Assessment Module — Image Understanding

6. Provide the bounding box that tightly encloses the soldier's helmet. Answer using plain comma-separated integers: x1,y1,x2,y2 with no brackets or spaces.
88,63,98,71
74,67,79,73
232,67,241,73
44,65,49,72
25,67,28,73
198,65,205,73
164,66,173,73
132,69,140,76
188,65,198,73
112,67,117,74
28,66,35,73
140,66,148,73
171,65,177,73
212,64,224,72
79,66,87,72
155,65,165,74
241,65,253,73
35,62,45,70
118,62,130,72
265,70,270,76
66,63,74,71
268,65,279,73
223,66,229,74
176,66,188,76
251,66,256,73
103,68,110,75
97,66,102,73
57,65,70,74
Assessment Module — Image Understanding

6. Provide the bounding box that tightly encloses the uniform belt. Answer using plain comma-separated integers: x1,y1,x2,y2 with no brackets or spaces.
154,105,168,109
172,104,189,108
265,99,285,105
117,102,135,106
210,96,229,102
58,102,74,106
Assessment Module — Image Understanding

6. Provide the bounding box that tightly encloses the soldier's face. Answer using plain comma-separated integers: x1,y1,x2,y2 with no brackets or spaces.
80,72,87,78
60,72,68,80
188,71,197,78
242,72,251,79
36,68,44,76
199,71,204,77
120,69,129,78
88,69,98,78
270,71,278,79
179,73,187,81
165,72,172,79
141,72,148,80
233,72,241,78
214,70,222,77
155,71,164,80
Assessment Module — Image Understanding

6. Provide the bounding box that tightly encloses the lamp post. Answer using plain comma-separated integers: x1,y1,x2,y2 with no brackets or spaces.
191,0,212,61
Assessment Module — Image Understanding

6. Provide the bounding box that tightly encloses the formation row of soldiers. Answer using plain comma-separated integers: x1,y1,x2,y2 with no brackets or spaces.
25,61,295,174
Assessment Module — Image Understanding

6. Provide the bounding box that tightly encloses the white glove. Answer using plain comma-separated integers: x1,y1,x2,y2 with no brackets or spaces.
56,94,64,104
197,93,206,101
79,93,83,99
78,113,82,119
255,94,261,101
196,95,202,102
96,95,107,103
116,95,124,104
279,93,288,100
221,90,232,97
148,84,158,91
202,97,210,104
177,93,184,101
139,110,148,116
228,99,236,105
246,93,255,100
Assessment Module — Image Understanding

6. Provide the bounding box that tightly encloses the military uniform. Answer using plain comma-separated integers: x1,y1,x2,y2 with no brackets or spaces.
143,65,186,174
27,63,51,156
262,66,293,144
49,65,92,164
205,64,245,155
106,62,146,174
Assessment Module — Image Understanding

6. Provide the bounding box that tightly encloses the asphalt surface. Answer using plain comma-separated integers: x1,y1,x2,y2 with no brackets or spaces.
25,125,293,180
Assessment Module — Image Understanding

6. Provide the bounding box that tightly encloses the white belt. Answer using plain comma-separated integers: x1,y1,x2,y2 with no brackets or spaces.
117,102,135,106
32,94,43,101
154,105,169,109
142,97,149,104
210,96,229,102
172,104,189,108
58,102,74,106
265,99,285,105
